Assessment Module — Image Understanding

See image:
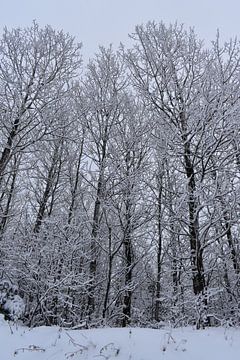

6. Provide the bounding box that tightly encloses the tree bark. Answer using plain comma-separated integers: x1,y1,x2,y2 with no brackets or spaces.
155,176,163,322
182,133,205,295
34,144,62,233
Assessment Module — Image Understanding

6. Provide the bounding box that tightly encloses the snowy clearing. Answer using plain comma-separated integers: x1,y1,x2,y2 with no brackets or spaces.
1,317,240,360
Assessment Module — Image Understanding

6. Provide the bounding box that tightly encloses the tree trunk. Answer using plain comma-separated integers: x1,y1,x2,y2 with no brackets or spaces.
87,132,107,317
102,225,113,320
0,156,19,236
122,225,133,327
67,138,84,225
0,118,21,190
155,176,163,322
34,145,61,233
183,138,205,295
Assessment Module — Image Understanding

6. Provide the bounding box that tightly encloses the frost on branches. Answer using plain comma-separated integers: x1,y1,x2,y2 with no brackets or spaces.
0,22,240,329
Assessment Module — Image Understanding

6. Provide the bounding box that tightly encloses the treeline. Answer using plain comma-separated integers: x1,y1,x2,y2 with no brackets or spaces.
0,22,240,328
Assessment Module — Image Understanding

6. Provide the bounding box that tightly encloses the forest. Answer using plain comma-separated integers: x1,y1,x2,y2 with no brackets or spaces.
0,21,240,329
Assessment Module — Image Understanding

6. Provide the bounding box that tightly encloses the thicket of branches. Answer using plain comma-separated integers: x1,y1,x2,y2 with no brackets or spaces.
0,21,240,329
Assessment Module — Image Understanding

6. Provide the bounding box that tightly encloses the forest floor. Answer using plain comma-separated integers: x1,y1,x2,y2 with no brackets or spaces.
1,316,240,359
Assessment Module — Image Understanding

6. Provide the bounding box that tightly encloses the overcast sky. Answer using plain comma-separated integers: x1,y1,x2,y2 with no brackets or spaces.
0,0,239,61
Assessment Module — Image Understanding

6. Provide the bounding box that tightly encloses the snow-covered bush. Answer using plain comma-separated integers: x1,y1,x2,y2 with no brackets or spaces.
0,280,25,321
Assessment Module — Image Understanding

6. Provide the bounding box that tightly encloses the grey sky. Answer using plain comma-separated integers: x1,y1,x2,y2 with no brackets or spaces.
0,0,239,61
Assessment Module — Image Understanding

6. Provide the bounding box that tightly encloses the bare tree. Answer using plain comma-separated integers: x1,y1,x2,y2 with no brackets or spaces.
81,46,127,317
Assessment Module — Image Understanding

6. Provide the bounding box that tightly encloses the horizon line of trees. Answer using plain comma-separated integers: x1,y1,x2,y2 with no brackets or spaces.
0,21,240,329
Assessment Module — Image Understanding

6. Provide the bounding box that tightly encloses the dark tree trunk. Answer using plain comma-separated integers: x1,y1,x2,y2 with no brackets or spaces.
102,225,113,320
67,138,84,225
87,134,107,316
155,177,163,322
224,213,240,275
122,221,133,327
182,135,205,295
87,173,103,316
0,117,20,183
0,157,18,236
33,145,61,233
122,152,134,327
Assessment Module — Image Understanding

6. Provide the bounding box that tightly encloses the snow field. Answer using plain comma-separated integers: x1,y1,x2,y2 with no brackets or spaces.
1,316,240,360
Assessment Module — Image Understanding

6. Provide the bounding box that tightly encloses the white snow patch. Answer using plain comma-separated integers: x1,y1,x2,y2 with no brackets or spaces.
1,319,240,360
4,295,25,320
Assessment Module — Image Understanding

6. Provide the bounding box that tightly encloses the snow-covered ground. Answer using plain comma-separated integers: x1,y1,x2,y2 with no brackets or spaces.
1,316,240,360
